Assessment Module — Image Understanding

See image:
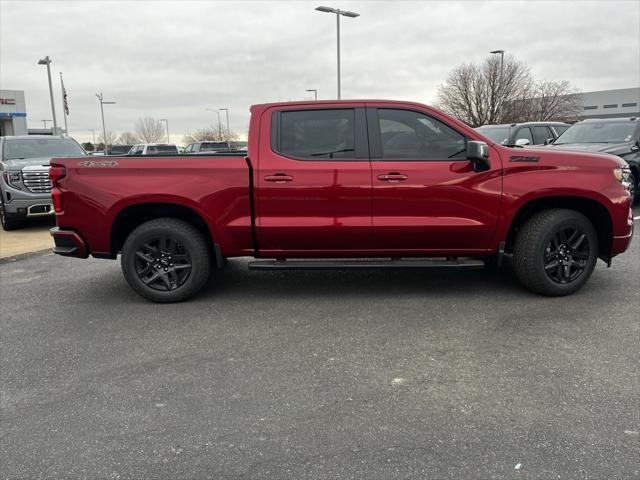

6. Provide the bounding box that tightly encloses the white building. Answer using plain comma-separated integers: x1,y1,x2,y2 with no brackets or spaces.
579,87,640,119
0,90,28,136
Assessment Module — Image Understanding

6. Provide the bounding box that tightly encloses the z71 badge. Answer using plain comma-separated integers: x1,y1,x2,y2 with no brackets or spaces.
78,160,119,167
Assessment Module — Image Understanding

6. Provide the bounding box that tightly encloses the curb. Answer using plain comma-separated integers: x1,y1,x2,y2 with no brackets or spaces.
0,248,52,265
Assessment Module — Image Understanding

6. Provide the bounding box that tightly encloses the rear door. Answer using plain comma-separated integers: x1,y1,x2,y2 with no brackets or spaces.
368,107,502,253
256,105,372,253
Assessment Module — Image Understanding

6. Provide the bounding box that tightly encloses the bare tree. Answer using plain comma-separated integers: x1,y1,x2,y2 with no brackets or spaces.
135,117,165,143
183,124,239,144
503,80,582,123
437,55,578,126
117,131,139,144
97,130,117,147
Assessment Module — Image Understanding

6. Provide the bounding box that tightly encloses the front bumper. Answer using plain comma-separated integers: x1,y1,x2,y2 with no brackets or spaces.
2,189,54,217
611,208,634,256
50,227,88,258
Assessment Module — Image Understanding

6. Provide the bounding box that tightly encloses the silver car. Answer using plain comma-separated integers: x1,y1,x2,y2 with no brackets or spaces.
0,135,87,230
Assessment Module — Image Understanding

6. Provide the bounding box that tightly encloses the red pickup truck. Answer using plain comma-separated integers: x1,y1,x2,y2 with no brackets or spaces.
49,100,634,302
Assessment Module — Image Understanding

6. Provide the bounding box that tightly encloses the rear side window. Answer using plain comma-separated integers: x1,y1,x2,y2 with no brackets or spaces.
377,109,466,160
275,109,356,160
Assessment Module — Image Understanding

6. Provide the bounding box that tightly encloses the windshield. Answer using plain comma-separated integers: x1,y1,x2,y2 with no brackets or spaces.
476,127,510,145
3,138,86,161
554,122,638,144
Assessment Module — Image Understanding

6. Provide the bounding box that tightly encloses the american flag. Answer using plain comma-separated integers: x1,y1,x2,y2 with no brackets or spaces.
61,76,69,115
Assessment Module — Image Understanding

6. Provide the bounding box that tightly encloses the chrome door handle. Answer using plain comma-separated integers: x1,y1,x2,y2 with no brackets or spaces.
377,172,408,182
264,174,294,183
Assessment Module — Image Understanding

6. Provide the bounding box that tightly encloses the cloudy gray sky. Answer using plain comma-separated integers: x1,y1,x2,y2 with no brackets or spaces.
1,0,639,143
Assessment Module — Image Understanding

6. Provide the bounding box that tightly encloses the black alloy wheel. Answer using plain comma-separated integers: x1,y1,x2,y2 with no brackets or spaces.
121,218,211,302
543,227,590,284
134,236,192,291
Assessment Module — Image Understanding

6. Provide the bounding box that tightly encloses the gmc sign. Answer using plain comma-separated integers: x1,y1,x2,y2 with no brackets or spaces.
0,98,16,105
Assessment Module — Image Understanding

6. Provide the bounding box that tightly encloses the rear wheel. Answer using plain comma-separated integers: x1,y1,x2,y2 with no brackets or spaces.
0,197,21,231
513,209,598,296
121,218,211,302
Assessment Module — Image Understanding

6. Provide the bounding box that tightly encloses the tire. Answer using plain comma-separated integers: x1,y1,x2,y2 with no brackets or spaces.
121,218,211,303
0,197,21,231
513,209,598,296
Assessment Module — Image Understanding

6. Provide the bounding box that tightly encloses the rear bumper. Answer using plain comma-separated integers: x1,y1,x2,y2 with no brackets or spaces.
50,227,88,258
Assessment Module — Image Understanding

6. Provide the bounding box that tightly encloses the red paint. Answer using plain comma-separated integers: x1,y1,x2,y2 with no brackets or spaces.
50,100,633,262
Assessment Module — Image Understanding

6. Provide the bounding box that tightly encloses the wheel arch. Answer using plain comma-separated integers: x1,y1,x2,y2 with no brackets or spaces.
504,195,613,261
109,202,220,264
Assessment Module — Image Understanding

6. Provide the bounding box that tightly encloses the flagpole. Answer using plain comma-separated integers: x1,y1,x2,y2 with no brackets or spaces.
59,72,69,136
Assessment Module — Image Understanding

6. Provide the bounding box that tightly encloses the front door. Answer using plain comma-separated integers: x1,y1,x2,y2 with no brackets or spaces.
256,106,372,254
368,107,502,253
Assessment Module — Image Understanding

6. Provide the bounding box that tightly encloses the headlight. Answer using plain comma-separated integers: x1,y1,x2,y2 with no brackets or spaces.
2,171,21,189
614,167,633,192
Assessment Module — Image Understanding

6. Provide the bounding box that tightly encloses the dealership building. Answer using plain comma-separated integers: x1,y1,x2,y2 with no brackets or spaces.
579,87,640,119
0,89,28,136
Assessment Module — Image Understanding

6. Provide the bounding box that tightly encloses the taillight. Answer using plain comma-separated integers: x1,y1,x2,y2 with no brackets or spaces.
49,165,66,214
49,165,66,185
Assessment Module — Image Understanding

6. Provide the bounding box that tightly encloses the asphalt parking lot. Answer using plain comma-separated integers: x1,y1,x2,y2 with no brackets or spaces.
1,209,639,479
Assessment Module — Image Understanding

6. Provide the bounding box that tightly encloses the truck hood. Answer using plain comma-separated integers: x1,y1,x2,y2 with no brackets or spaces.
547,142,632,156
3,157,52,170
520,145,627,169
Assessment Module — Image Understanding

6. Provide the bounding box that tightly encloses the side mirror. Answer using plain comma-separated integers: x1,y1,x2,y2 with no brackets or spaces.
515,138,531,146
467,141,491,172
544,138,554,145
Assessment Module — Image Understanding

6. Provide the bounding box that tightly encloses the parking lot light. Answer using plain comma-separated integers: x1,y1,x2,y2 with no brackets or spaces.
96,93,116,153
160,119,170,143
37,56,58,133
315,6,360,99
306,89,318,100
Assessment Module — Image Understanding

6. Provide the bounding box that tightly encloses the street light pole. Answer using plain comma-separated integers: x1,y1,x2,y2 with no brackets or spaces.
89,129,96,146
219,108,230,139
306,89,318,100
490,49,505,122
205,108,222,132
96,92,116,153
315,6,360,100
42,120,51,129
160,119,170,143
38,56,58,133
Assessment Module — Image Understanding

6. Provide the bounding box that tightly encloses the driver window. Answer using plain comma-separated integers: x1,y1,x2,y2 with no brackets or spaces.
516,127,534,144
378,109,466,160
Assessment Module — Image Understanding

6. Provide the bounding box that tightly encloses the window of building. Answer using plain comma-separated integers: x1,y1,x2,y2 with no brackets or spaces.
583,106,598,110
602,104,618,109
622,102,638,108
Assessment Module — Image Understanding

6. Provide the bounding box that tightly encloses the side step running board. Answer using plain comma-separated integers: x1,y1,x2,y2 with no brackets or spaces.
248,257,486,271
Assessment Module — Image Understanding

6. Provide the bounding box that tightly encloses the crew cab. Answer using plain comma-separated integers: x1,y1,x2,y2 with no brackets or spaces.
49,100,634,302
1,135,87,230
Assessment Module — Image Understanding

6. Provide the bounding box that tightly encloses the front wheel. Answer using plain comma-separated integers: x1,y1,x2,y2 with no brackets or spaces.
513,209,598,296
0,197,21,231
121,218,211,302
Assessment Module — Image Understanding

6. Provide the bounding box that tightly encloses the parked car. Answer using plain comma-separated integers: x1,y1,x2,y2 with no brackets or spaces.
547,117,639,203
183,141,232,154
475,122,569,146
0,135,87,230
49,100,633,302
108,145,133,155
127,144,179,156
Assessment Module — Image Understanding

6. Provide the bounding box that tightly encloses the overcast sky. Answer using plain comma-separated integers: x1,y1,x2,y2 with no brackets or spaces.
1,0,639,143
